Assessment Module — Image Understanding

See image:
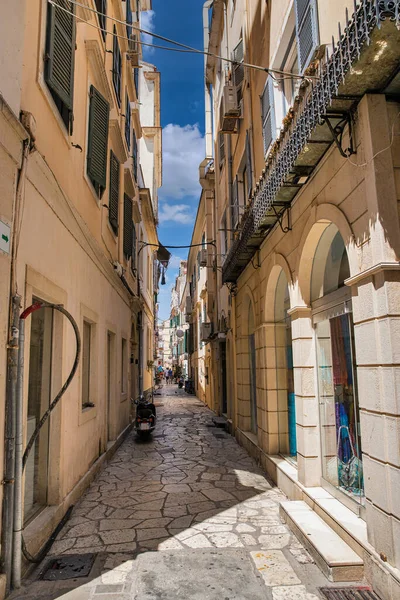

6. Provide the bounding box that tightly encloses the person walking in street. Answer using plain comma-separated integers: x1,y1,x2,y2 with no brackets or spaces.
168,368,173,384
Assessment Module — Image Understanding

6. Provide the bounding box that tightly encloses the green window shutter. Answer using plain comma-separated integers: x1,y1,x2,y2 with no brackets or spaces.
126,0,133,38
109,151,120,234
132,223,137,270
112,25,122,106
87,85,109,191
132,130,138,181
123,194,133,258
94,0,107,41
134,67,139,97
125,91,131,150
45,0,76,111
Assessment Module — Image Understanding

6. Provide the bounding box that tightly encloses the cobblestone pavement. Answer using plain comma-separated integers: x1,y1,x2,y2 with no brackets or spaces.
11,387,331,599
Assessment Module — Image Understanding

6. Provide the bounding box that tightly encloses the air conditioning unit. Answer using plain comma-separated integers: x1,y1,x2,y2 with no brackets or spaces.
200,248,207,267
200,322,212,342
220,84,240,133
185,296,192,315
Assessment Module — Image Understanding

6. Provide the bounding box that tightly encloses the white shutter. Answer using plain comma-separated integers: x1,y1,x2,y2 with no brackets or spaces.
295,0,319,74
261,78,275,154
245,130,252,198
231,177,239,229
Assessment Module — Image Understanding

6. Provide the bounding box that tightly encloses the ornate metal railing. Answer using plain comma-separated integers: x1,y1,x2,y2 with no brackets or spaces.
222,0,400,283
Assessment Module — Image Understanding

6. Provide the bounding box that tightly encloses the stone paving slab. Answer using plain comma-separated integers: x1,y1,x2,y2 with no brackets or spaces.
10,387,352,599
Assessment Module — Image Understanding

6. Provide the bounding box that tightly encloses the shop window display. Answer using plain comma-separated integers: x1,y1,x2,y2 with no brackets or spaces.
312,225,364,506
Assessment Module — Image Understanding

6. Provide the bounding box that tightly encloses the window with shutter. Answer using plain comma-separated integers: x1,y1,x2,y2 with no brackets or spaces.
126,0,133,39
219,132,225,165
45,0,76,131
231,177,239,230
295,0,319,74
261,78,275,154
113,26,122,106
232,39,244,104
87,86,109,197
245,130,253,198
94,0,107,41
125,91,131,150
109,151,120,234
134,68,139,97
132,222,137,270
123,194,133,259
132,130,138,182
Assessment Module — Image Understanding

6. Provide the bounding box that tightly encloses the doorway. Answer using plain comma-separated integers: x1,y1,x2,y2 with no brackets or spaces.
220,341,228,415
24,300,53,523
107,331,115,442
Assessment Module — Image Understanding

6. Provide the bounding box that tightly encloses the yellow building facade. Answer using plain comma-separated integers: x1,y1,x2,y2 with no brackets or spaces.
0,0,160,593
190,0,400,597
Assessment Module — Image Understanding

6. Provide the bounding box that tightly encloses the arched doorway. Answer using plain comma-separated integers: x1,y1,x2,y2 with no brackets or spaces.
312,224,364,507
275,271,296,458
248,303,257,434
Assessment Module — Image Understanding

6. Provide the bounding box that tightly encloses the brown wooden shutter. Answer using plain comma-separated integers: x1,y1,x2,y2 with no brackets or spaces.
109,151,120,234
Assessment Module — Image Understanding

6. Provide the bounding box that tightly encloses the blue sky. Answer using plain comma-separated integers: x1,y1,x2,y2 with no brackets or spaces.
142,0,206,320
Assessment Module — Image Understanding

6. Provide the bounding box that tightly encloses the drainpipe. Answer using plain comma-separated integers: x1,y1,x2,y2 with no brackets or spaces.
2,295,21,595
12,317,24,589
203,0,214,159
2,135,30,594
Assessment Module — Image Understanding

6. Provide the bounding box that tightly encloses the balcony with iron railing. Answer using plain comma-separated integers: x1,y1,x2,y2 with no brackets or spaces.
222,0,400,283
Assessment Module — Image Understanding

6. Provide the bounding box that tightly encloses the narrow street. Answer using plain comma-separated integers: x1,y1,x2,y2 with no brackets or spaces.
11,387,334,600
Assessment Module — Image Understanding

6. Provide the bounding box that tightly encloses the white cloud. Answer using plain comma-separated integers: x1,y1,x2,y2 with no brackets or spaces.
158,203,194,225
168,254,187,268
141,10,156,55
160,124,205,201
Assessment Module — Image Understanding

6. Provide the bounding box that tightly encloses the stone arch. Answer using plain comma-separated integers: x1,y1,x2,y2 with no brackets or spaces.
241,285,257,337
295,204,358,307
263,253,294,322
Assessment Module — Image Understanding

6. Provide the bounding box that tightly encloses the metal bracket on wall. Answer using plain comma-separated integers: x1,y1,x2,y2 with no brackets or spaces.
322,112,356,158
271,204,292,234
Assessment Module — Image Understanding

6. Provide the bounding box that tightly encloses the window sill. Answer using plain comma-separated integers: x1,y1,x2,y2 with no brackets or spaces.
79,403,98,426
84,173,103,207
37,73,71,149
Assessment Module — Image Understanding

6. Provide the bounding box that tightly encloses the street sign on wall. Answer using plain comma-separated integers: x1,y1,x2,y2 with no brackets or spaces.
0,220,11,255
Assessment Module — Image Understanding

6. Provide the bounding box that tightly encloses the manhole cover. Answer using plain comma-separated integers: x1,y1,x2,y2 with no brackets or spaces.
320,587,381,600
39,553,96,581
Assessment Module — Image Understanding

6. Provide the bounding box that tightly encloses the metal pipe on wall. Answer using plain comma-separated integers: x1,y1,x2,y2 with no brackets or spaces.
12,318,24,589
2,295,21,595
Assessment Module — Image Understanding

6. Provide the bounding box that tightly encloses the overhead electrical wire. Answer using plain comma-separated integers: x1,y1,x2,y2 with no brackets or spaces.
48,0,318,81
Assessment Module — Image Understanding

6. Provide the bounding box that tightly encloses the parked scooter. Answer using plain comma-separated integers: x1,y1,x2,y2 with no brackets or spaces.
133,395,156,436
